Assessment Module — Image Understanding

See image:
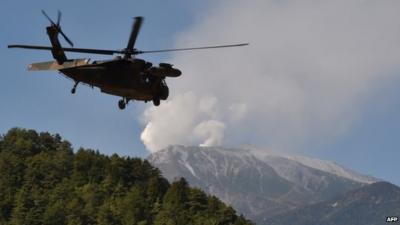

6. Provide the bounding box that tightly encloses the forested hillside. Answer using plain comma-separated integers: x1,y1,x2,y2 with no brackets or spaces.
0,128,252,225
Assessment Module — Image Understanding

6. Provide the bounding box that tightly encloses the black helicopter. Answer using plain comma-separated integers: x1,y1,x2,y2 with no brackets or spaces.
8,11,248,109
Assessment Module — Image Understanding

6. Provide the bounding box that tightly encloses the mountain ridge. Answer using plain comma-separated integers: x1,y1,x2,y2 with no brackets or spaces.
151,145,378,184
148,145,380,224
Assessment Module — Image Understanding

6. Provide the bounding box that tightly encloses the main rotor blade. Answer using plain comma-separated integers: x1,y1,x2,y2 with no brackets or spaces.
8,42,249,56
136,43,249,54
8,45,122,55
126,17,143,51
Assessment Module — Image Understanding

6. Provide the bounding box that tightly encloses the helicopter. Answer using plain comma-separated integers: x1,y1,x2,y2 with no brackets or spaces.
8,11,248,109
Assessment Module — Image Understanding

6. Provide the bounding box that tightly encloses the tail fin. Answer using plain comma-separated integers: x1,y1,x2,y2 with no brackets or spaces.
46,26,68,64
42,10,74,64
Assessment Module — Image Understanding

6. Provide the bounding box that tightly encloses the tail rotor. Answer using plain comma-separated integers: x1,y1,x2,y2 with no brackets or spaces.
41,10,74,47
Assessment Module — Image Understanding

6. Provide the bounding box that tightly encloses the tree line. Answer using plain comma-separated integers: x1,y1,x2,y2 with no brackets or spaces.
0,128,253,225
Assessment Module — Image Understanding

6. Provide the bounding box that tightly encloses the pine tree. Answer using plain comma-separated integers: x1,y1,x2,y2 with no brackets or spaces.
0,128,254,225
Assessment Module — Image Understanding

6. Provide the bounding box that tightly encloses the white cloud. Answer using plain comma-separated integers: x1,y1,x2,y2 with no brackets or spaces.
141,0,400,153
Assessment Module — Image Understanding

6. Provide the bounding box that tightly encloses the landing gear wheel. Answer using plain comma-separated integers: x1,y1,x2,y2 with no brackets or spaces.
153,98,160,106
118,99,126,110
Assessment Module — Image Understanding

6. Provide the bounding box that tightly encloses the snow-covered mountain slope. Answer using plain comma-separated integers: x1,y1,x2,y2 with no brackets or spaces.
148,145,379,224
243,147,377,184
270,154,376,184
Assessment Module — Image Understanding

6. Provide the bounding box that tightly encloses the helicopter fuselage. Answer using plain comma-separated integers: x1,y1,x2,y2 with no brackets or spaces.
61,57,179,104
61,58,157,101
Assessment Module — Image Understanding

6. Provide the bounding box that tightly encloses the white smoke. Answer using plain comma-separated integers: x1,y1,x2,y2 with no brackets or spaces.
141,0,400,153
140,92,226,151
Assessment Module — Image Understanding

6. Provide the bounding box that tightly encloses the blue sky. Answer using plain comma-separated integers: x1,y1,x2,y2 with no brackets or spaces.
1,0,400,186
311,76,400,185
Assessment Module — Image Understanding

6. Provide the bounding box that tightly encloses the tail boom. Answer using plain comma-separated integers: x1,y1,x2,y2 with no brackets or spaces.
28,59,90,71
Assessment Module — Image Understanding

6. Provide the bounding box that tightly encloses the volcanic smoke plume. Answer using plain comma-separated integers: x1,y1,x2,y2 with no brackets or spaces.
141,0,400,153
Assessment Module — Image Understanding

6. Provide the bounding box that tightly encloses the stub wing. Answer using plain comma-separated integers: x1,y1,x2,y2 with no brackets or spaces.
28,58,90,71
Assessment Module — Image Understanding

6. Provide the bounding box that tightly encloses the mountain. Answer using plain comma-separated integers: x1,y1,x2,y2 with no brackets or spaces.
265,181,400,225
148,145,379,224
0,128,253,225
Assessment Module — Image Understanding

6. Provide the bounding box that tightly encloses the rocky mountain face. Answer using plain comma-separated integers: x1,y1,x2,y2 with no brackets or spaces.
264,181,400,225
148,145,379,224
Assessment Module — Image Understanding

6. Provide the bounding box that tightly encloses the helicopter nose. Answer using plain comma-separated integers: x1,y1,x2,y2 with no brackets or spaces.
174,69,182,77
